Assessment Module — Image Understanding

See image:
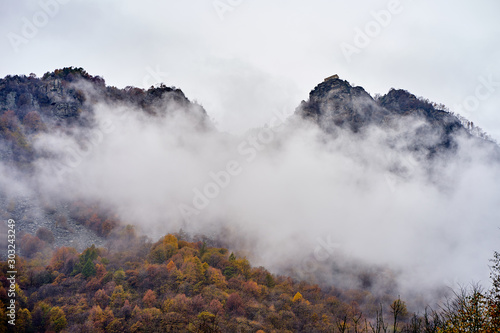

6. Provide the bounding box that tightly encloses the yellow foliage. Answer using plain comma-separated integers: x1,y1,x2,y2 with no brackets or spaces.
207,267,227,289
292,292,304,303
163,234,179,249
233,258,251,279
162,299,174,312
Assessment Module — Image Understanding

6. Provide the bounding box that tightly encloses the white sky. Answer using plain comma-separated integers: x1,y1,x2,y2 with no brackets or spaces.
1,0,500,140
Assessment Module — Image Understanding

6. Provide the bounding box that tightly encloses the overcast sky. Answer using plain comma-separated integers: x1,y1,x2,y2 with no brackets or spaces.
1,0,500,139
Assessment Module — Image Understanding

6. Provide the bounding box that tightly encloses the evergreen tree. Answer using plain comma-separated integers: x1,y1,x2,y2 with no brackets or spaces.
82,258,97,278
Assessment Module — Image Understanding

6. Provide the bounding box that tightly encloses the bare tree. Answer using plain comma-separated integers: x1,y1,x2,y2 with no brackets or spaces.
369,304,388,333
390,297,407,333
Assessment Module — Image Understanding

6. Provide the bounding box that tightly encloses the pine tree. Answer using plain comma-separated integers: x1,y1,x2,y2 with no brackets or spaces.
82,258,97,278
265,273,276,288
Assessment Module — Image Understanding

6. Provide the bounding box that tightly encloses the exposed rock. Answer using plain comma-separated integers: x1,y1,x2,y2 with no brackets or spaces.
53,102,80,118
297,78,392,132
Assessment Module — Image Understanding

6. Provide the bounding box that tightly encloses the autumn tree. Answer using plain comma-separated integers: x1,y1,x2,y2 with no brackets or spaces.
233,257,252,280
164,312,188,332
200,247,228,270
171,294,191,315
226,293,245,316
166,260,177,272
20,234,46,258
35,227,55,244
183,255,208,286
147,234,179,264
292,292,304,303
441,285,490,333
0,110,19,131
208,299,224,316
105,318,125,333
197,311,221,333
87,305,114,332
0,301,7,333
32,301,51,332
111,285,127,308
131,307,163,332
142,289,157,308
113,268,126,285
119,300,132,319
206,267,227,289
488,251,500,330
49,246,78,273
94,289,110,309
48,306,67,333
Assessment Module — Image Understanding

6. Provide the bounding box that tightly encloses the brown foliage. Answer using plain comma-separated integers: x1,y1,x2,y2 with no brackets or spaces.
36,227,55,244
226,293,245,316
20,234,46,258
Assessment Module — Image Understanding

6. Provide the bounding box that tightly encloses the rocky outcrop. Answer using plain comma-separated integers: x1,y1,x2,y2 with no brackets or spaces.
296,77,392,132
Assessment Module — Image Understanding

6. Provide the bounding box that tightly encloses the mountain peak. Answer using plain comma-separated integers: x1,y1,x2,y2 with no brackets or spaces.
296,76,386,132
295,76,500,156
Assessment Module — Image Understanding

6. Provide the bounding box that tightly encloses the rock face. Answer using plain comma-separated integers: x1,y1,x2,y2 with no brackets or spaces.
296,77,392,132
0,75,82,122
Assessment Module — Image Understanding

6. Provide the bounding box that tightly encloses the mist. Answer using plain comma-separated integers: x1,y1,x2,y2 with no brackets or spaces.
4,82,500,306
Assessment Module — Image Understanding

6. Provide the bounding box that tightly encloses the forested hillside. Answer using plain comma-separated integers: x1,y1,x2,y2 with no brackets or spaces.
2,225,500,332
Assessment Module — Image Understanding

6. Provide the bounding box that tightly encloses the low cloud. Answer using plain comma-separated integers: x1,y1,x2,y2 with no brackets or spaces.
4,86,499,306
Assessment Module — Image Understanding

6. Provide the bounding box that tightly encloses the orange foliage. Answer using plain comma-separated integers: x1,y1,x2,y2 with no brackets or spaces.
142,289,157,308
166,260,177,272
